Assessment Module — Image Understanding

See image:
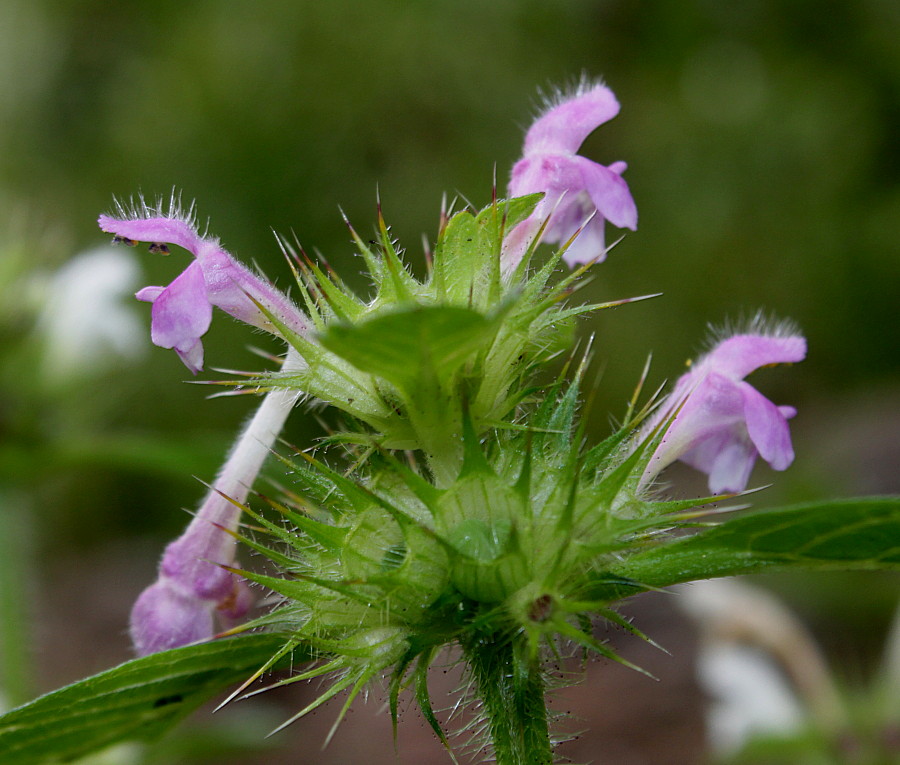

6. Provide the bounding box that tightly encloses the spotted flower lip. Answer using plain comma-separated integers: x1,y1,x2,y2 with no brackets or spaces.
505,80,637,269
99,196,310,373
643,328,807,494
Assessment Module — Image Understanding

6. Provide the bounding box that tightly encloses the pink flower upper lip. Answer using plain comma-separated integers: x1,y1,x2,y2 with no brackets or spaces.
643,330,807,495
99,198,309,373
505,80,638,269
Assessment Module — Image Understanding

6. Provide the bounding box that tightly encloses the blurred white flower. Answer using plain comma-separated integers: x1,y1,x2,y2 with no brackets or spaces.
697,640,804,754
37,247,144,379
679,578,842,756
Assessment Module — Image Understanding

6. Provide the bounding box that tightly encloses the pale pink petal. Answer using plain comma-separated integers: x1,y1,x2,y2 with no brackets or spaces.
523,82,620,155
699,334,807,381
707,439,757,495
572,155,638,230
135,285,165,303
740,382,795,470
681,431,757,495
217,578,255,623
101,205,310,371
175,339,204,376
509,154,624,265
509,154,580,213
129,581,215,657
681,373,746,428
506,82,635,273
128,351,302,654
149,261,212,353
560,213,609,266
161,532,240,601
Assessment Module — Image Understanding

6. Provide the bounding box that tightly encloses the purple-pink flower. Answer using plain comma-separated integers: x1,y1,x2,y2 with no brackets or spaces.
130,349,303,655
643,328,807,494
99,197,309,373
504,80,638,269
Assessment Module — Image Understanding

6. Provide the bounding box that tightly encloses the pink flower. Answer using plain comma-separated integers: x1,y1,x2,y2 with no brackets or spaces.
130,349,303,655
99,196,309,373
643,328,807,494
505,80,637,269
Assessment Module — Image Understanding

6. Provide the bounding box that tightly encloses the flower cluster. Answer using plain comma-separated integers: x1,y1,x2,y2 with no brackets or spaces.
100,80,806,752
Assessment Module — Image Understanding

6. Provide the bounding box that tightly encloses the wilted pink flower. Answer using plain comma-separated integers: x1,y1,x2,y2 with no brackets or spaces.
504,80,637,269
99,196,309,373
130,349,303,656
643,327,807,494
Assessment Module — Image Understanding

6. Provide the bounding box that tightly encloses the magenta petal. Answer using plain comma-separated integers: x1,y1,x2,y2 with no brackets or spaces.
573,155,638,230
524,83,620,155
740,382,794,470
150,261,212,353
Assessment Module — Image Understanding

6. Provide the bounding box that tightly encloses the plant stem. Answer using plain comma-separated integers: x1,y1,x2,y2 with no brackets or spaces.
463,633,553,764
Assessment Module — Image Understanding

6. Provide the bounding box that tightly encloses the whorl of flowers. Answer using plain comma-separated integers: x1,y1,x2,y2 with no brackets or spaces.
101,81,804,754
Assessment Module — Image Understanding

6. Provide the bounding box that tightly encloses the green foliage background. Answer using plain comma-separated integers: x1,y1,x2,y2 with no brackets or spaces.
0,0,897,762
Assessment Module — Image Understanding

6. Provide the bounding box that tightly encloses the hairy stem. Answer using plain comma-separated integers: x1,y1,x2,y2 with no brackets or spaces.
463,633,552,764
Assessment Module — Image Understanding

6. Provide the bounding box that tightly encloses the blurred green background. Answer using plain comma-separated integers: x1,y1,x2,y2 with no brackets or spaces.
1,0,898,762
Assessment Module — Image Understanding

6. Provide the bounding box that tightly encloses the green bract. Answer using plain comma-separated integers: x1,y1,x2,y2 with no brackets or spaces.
250,195,641,484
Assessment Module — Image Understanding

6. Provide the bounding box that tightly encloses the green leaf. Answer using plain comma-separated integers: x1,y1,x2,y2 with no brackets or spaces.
586,497,900,600
0,634,306,765
320,305,499,394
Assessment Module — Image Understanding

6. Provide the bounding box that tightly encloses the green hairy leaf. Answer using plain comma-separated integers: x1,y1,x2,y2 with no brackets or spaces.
587,497,900,600
0,634,304,765
320,304,499,393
